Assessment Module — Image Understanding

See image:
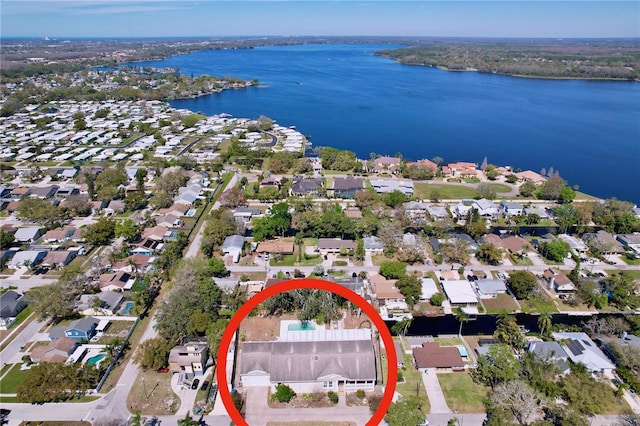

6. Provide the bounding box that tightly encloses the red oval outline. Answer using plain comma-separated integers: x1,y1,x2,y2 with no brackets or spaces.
215,278,397,425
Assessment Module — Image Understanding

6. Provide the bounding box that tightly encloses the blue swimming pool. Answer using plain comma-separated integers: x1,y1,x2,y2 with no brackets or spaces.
288,322,316,331
121,301,134,315
87,353,105,366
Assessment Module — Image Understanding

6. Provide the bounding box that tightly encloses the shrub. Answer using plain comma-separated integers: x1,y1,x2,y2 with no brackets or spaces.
333,260,348,266
274,384,296,403
327,391,339,404
430,292,445,306
397,370,405,382
356,389,366,398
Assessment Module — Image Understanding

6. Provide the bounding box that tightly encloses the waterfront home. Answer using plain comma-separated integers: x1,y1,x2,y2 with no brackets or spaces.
419,278,439,301
441,280,478,307
443,162,477,178
412,342,465,371
406,158,438,173
476,279,507,298
515,170,547,184
290,176,323,197
543,269,576,299
240,330,376,392
523,206,551,220
372,156,401,174
369,275,408,312
558,234,588,254
582,230,623,255
526,341,571,375
500,200,524,217
552,332,615,374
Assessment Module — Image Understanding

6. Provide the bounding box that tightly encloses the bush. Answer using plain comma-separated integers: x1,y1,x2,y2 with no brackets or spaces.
327,391,339,404
397,370,405,382
333,260,348,266
430,292,445,306
356,389,366,398
274,384,296,403
379,261,406,279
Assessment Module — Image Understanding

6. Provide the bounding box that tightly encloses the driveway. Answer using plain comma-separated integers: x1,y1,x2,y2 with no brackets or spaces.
421,369,452,414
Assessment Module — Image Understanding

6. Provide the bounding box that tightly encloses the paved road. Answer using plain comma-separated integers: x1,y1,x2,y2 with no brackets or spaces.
422,370,452,414
0,317,47,365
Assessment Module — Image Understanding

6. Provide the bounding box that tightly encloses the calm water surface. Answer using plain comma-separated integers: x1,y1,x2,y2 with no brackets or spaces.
131,44,640,203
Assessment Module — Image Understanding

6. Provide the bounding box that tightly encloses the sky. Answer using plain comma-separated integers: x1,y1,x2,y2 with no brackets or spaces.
1,1,638,38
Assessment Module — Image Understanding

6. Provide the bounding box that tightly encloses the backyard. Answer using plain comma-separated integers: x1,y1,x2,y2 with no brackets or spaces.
126,370,179,416
482,294,519,314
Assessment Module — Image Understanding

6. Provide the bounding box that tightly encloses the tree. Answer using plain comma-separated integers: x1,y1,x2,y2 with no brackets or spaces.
382,190,409,208
95,167,128,201
495,313,526,350
273,384,296,402
83,217,116,246
538,176,566,200
17,197,65,226
177,412,200,426
133,337,170,370
430,292,445,306
397,248,425,265
201,209,236,256
489,380,542,425
181,113,205,128
379,261,406,279
541,238,569,262
155,170,188,195
519,180,537,197
471,344,519,388
464,208,488,239
125,190,147,211
560,367,618,415
454,307,469,336
26,264,88,321
559,185,576,203
17,363,94,403
537,312,553,337
384,396,426,426
149,191,173,209
219,187,247,208
440,239,471,265
252,202,291,240
114,219,138,241
354,190,379,209
476,243,503,265
507,270,538,299
208,257,229,277
477,182,497,199
396,275,422,309
391,318,413,337
0,229,15,249
554,204,578,234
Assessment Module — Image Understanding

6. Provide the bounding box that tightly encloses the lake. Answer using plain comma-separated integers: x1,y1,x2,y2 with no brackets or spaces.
130,43,640,203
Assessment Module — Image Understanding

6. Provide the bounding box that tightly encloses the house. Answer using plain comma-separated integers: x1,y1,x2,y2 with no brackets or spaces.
234,206,262,223
8,250,47,269
168,339,209,378
454,200,475,220
344,207,362,219
111,254,153,274
372,156,401,173
616,234,640,256
363,236,384,253
524,207,551,220
131,238,164,256
14,227,42,243
403,201,429,223
99,271,136,292
331,177,364,199
476,279,507,298
419,278,439,301
259,177,281,190
154,203,190,217
53,187,79,199
142,225,170,241
222,235,245,263
30,337,78,364
427,206,449,220
369,179,414,196
527,341,571,375
64,316,99,342
543,268,576,298
473,198,499,218
0,249,17,268
240,330,376,393
290,177,323,197
515,170,547,184
443,162,477,178
406,158,437,173
441,280,478,306
558,234,588,254
369,275,407,312
77,292,125,316
28,185,58,199
106,200,125,215
500,200,524,217
256,240,294,255
156,213,182,229
582,230,623,255
0,291,27,330
412,342,465,371
42,226,76,243
41,250,77,268
552,332,615,374
316,238,355,254
173,191,198,206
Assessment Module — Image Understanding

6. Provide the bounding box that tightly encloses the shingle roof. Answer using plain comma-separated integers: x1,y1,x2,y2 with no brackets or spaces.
413,342,465,369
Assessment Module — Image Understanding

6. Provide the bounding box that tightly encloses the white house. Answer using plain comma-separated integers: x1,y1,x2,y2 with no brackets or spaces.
552,332,615,374
221,235,245,263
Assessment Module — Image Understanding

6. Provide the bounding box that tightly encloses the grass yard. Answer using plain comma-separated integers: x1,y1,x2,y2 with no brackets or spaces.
270,254,296,267
299,255,323,266
381,339,430,413
482,293,519,313
371,254,399,266
434,337,464,347
488,183,513,193
519,296,558,314
414,183,478,200
0,363,30,393
621,256,640,266
0,307,32,344
510,254,533,266
126,370,179,416
438,371,488,413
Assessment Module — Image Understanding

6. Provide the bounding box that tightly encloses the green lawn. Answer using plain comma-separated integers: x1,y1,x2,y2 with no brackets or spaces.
519,296,558,314
488,183,513,193
510,254,533,266
382,340,430,413
270,255,296,267
414,183,478,200
482,293,519,314
438,371,488,413
434,337,464,347
621,255,640,266
0,363,31,393
299,255,323,266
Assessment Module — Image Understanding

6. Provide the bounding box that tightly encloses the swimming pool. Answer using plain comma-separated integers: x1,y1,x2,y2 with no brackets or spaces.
288,322,316,331
87,353,105,366
121,301,134,315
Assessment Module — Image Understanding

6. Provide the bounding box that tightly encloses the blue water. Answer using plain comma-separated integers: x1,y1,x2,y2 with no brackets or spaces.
130,44,640,203
121,301,134,315
86,353,105,366
288,322,316,331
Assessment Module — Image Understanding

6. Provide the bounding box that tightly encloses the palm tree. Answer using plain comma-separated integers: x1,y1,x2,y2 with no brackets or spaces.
537,313,552,338
391,318,413,338
454,307,469,337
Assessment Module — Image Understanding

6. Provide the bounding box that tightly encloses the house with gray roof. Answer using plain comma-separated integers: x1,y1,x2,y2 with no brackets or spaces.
427,206,450,220
240,338,376,393
552,332,615,374
290,177,323,197
331,177,363,199
14,227,42,243
476,279,507,298
527,341,571,375
221,235,245,263
500,200,524,217
234,206,262,223
77,292,124,316
8,250,46,269
64,317,99,342
0,290,27,330
363,236,384,253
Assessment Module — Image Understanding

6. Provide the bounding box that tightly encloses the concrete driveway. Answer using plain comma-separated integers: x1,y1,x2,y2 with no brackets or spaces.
421,370,452,414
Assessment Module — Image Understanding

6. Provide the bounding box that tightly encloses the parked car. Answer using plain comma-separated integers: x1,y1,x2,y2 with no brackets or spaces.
294,272,305,278
156,367,169,373
201,380,209,391
191,379,200,390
